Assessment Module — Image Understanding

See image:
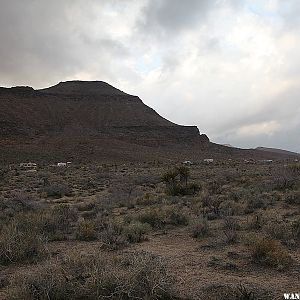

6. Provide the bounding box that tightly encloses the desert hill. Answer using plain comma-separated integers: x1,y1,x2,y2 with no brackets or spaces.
0,81,209,163
0,81,296,163
256,147,300,157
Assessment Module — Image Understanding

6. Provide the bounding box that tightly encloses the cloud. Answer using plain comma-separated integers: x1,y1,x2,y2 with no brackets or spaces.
0,0,300,152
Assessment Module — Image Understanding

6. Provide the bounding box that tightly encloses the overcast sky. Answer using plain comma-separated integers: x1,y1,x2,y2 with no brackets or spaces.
1,0,300,152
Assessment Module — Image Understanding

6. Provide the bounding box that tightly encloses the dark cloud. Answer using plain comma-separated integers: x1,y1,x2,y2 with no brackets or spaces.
0,0,131,87
139,0,213,35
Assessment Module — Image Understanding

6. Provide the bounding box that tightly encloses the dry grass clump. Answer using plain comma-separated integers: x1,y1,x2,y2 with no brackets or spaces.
249,237,292,268
9,251,175,300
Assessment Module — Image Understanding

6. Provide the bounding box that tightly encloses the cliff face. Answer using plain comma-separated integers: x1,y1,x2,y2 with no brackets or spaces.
0,81,209,162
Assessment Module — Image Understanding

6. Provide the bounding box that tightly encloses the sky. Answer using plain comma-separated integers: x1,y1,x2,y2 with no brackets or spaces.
0,0,300,152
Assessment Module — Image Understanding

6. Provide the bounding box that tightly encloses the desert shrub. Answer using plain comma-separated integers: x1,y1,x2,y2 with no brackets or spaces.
162,206,189,226
43,182,72,198
223,217,240,243
0,219,46,265
9,251,175,300
249,237,292,268
161,167,200,196
136,193,160,206
76,219,97,241
76,200,96,212
223,217,241,231
137,206,189,229
9,263,67,300
100,221,127,250
207,178,224,194
0,167,8,183
137,208,164,229
288,163,300,177
41,204,78,240
247,213,265,230
190,218,210,239
224,229,239,244
292,218,300,239
284,190,300,204
219,200,245,216
123,222,151,243
264,221,293,242
233,285,256,300
271,166,297,191
246,194,267,212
